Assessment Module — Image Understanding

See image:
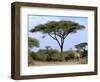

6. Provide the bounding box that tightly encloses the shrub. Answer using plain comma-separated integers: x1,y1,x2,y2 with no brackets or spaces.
34,49,60,61
32,52,48,61
29,52,35,59
63,50,75,61
46,53,64,61
48,49,59,54
81,50,88,58
28,54,35,65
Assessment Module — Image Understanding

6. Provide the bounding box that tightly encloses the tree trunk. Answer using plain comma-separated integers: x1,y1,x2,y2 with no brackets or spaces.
60,44,64,61
60,45,63,56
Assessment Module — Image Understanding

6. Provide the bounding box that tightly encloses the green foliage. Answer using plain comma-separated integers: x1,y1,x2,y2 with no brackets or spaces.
33,53,48,61
30,20,85,35
75,42,88,58
30,20,85,41
30,50,48,61
29,49,87,62
30,49,64,61
63,50,75,61
37,49,59,55
29,52,36,59
75,42,88,51
48,49,59,55
28,37,40,48
47,53,63,61
28,54,35,65
81,50,88,58
28,49,88,66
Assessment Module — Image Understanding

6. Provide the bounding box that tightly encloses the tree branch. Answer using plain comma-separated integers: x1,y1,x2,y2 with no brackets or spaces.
64,33,69,39
48,33,56,40
56,38,61,47
54,32,61,47
48,32,61,47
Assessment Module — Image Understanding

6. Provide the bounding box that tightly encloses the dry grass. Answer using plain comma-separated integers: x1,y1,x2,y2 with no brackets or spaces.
28,57,87,66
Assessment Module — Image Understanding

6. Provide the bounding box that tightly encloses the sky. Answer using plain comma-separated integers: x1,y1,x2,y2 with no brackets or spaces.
28,15,88,52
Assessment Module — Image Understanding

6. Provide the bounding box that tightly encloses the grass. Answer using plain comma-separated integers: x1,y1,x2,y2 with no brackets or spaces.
28,57,88,66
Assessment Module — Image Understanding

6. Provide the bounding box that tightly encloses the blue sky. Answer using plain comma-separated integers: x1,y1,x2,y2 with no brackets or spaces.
28,15,88,52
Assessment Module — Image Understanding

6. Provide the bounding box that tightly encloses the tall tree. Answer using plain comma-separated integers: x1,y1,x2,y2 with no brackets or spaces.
30,20,85,58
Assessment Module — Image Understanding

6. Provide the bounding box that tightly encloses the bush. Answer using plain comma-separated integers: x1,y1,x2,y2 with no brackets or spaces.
81,50,88,58
48,49,59,54
33,49,60,61
63,50,75,61
28,54,35,65
29,52,36,60
30,49,81,62
31,52,48,61
46,53,64,61
36,54,48,61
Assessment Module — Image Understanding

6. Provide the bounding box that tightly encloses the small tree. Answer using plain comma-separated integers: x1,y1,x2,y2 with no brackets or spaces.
28,37,40,51
75,42,88,52
30,20,85,58
45,46,51,53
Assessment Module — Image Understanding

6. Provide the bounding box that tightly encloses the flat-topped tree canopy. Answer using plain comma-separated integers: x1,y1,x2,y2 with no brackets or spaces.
30,20,85,35
30,20,85,59
75,42,88,51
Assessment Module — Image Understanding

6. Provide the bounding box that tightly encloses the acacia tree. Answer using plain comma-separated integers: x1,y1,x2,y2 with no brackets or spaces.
75,42,88,52
45,46,51,53
28,37,40,51
30,20,85,58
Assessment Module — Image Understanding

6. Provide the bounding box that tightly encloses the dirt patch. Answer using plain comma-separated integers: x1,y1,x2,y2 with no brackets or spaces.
28,58,87,66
